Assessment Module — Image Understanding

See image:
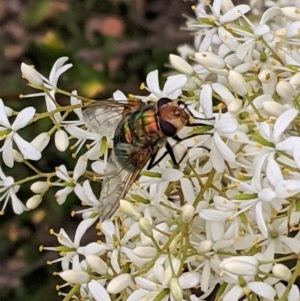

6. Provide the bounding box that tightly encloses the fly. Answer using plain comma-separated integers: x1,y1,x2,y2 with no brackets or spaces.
83,97,213,220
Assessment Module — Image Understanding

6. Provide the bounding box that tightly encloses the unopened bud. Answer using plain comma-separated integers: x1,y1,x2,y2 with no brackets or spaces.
26,194,42,210
272,263,292,281
119,199,142,221
281,7,300,21
194,52,226,69
228,70,248,96
169,54,194,75
139,217,153,237
21,63,44,86
59,270,90,284
181,204,195,223
55,129,69,152
276,80,297,100
170,277,183,301
31,181,49,193
219,256,259,276
107,273,133,294
85,255,108,275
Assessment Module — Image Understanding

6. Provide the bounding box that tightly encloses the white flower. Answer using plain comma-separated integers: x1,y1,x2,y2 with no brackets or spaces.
145,69,187,100
54,155,87,205
0,99,41,167
0,167,26,214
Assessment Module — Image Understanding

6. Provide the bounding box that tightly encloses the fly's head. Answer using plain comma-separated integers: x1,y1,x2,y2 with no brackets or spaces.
157,98,189,137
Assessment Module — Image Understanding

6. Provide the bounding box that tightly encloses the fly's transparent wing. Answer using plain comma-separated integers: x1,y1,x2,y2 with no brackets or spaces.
83,100,142,137
83,103,124,137
100,143,152,220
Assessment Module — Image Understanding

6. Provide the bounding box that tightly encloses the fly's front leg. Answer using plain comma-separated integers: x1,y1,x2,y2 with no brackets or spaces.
147,142,179,169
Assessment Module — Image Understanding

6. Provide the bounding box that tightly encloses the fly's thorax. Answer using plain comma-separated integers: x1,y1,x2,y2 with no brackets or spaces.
157,98,189,137
114,104,164,147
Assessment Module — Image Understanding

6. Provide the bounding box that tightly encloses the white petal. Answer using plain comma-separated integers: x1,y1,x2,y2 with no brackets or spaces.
2,138,14,167
163,74,187,97
199,84,213,117
266,154,283,185
74,218,94,246
49,57,72,85
273,108,298,142
219,4,250,23
73,156,87,181
146,70,161,97
11,192,26,214
161,168,183,181
178,272,200,289
14,133,41,161
255,201,268,237
223,285,243,301
0,99,11,127
31,132,50,151
88,280,111,301
214,133,235,163
247,281,276,300
12,107,35,130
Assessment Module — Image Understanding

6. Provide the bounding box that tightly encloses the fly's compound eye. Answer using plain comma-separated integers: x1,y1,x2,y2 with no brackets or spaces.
159,119,177,137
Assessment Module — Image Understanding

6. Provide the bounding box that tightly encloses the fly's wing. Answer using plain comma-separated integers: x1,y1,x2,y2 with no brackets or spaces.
83,100,142,137
100,143,152,220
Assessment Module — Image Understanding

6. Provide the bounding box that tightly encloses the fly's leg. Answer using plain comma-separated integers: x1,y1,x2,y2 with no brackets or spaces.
147,141,210,170
147,142,177,169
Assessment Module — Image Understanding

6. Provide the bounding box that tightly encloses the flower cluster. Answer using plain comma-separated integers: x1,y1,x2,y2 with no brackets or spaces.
1,0,300,300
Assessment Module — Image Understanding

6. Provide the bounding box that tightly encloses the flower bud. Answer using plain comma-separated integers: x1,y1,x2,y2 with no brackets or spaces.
272,263,292,281
228,70,248,96
31,181,49,193
139,217,153,237
258,70,277,94
194,52,226,69
13,149,24,163
263,101,286,117
31,132,50,152
281,7,300,21
227,99,242,114
181,204,195,223
21,63,44,86
197,240,213,254
170,277,183,301
55,129,69,152
85,255,108,275
26,194,43,210
133,246,156,258
219,256,259,276
59,270,90,284
119,199,142,221
276,80,297,100
169,54,194,75
107,273,133,294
